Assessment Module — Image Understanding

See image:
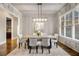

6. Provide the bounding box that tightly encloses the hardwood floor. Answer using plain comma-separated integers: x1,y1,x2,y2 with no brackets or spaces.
0,43,7,56
59,42,79,56
0,39,17,56
0,39,79,56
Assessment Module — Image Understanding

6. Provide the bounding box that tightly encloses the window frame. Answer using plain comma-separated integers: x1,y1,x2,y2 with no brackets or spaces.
59,7,79,40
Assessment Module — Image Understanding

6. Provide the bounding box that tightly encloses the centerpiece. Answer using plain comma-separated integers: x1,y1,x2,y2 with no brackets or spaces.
34,30,41,36
36,31,41,36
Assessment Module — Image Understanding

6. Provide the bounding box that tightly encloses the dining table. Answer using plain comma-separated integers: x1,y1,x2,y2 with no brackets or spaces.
27,35,56,47
20,35,57,49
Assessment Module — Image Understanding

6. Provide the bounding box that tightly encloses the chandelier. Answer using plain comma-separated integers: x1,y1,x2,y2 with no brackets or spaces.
33,3,47,22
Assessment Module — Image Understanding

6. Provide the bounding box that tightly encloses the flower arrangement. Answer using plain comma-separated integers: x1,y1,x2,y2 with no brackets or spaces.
37,31,41,36
34,30,41,36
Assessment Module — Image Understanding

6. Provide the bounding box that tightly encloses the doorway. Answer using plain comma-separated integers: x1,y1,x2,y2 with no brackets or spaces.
6,17,12,53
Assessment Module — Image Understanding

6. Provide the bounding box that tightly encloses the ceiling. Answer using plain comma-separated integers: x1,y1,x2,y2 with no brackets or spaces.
12,3,65,15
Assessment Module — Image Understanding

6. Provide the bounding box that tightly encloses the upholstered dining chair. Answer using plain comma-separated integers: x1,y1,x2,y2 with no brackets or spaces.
53,34,59,48
18,34,27,48
28,38,38,53
18,34,23,48
41,38,52,54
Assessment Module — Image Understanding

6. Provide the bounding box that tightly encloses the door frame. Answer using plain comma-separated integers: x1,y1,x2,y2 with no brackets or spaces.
6,17,13,39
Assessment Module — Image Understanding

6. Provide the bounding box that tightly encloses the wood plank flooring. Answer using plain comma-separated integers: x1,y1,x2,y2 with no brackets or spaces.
0,39,79,56
0,39,17,56
59,42,79,56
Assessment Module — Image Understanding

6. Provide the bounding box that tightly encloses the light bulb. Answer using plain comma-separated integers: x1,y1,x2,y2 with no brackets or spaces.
41,19,43,21
45,19,47,21
33,19,36,21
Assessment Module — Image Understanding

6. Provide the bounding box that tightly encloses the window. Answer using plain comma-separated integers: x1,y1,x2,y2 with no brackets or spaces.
74,11,79,24
60,6,79,40
66,12,72,38
66,26,72,37
74,11,79,39
75,25,79,39
61,16,64,35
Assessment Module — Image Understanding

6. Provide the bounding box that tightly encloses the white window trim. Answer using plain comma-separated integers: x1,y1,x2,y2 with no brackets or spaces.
59,6,79,40
72,10,75,39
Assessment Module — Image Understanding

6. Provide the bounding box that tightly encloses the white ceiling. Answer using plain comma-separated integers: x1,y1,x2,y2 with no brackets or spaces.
12,3,65,15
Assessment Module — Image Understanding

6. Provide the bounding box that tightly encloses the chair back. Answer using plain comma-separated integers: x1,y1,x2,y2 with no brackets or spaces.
18,34,25,43
54,34,58,40
29,38,37,47
41,38,50,47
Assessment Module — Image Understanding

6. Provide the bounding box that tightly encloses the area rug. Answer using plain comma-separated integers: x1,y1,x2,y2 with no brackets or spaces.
7,46,70,56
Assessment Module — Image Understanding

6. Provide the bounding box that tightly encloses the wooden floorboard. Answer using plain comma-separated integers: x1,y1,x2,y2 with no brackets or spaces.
0,39,79,56
58,42,79,56
0,43,7,56
0,39,17,56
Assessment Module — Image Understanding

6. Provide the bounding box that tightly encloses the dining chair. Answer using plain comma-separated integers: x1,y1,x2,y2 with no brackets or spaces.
18,34,27,49
41,38,52,54
28,38,38,53
18,34,23,48
53,34,59,48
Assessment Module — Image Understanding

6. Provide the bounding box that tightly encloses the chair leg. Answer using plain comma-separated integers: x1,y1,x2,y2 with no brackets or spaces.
21,43,22,47
56,42,58,48
24,43,26,49
19,43,20,48
42,47,43,54
36,46,38,53
54,42,55,45
54,42,58,48
48,49,50,54
29,47,31,53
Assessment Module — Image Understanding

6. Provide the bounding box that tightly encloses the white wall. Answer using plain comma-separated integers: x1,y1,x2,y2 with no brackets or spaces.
0,10,11,45
53,13,59,34
12,16,18,39
0,4,22,45
0,12,6,44
22,14,58,35
0,8,19,45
